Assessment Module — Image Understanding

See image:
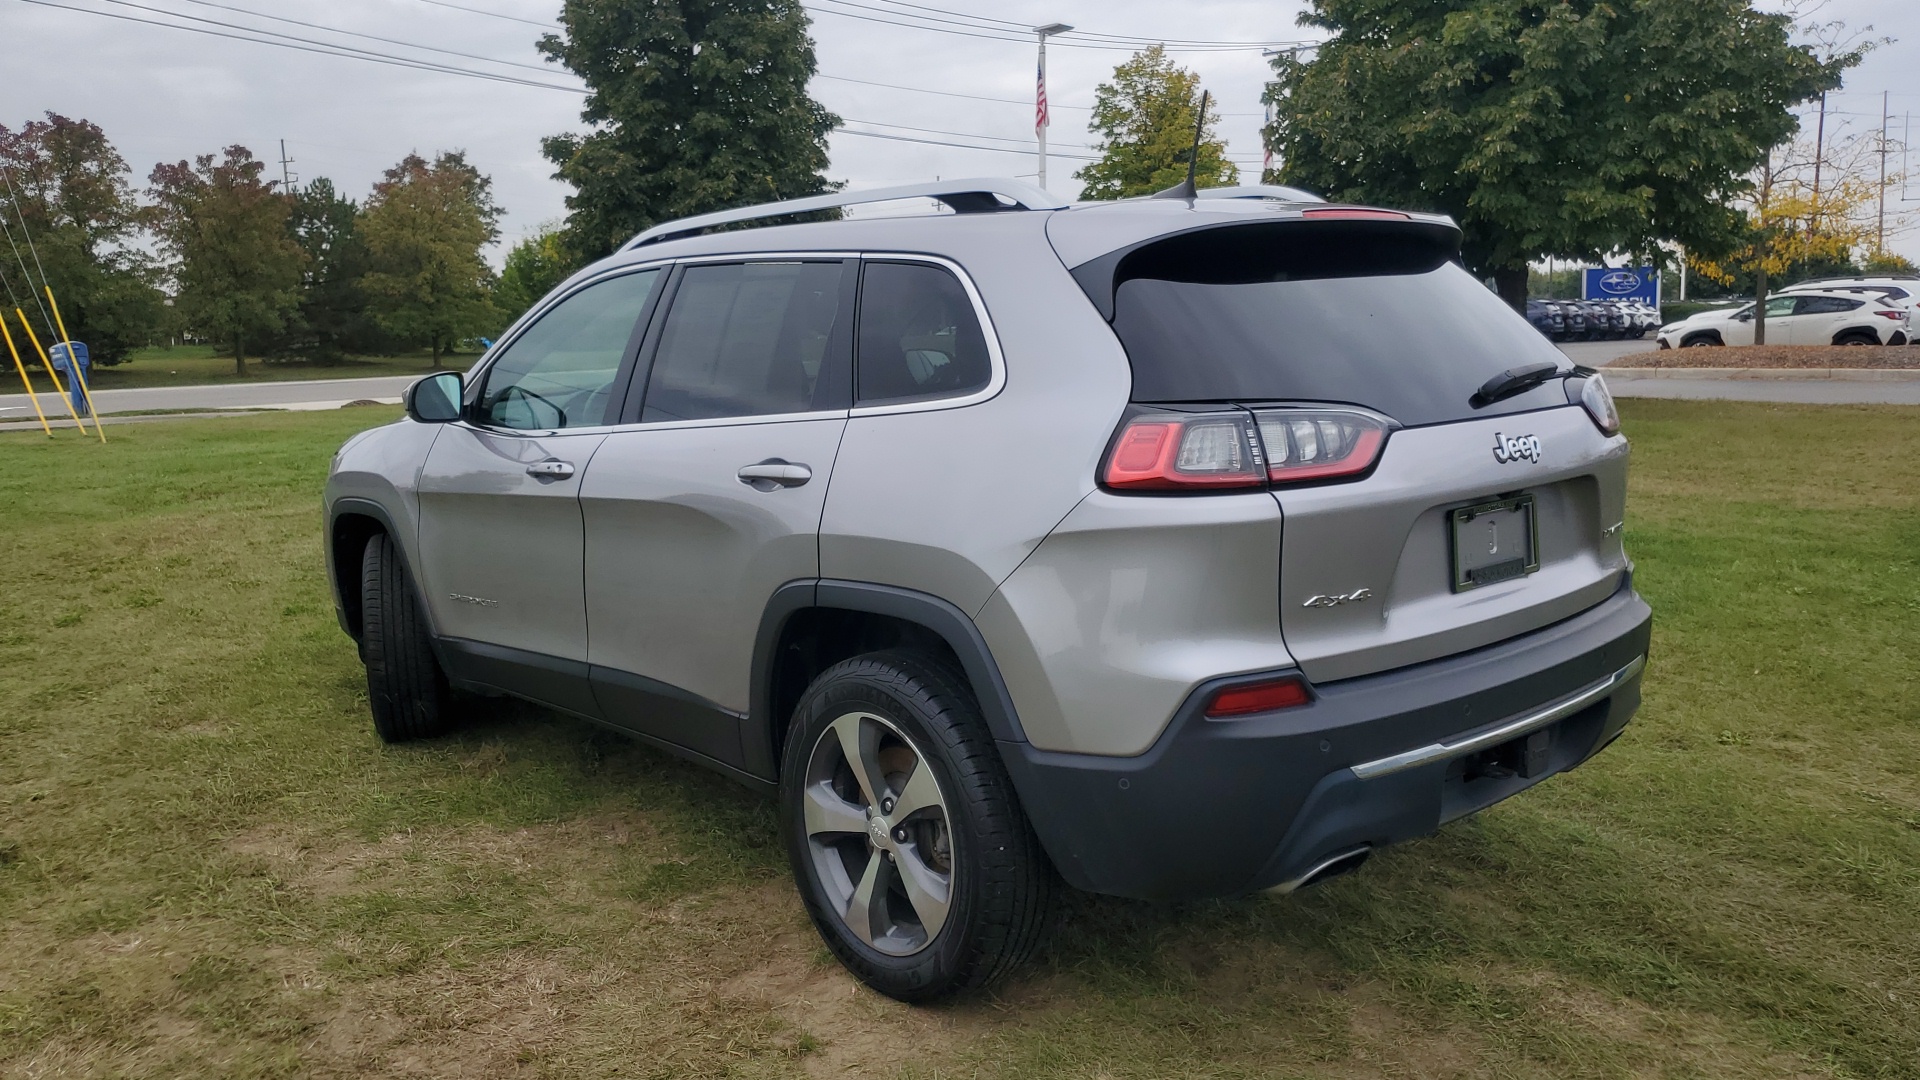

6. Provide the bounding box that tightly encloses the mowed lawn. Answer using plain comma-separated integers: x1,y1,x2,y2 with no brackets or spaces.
1,401,1916,1078
65,345,480,391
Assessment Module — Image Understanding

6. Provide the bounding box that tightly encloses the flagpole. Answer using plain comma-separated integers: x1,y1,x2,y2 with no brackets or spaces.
1035,23,1072,192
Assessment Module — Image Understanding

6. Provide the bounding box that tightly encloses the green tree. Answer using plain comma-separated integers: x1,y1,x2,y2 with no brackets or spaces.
1077,46,1238,200
539,0,839,261
0,113,163,365
147,146,305,375
282,177,378,363
358,152,501,368
494,225,573,326
1266,0,1856,309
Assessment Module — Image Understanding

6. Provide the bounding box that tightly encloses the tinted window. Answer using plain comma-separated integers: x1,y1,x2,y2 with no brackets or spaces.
857,261,992,404
1797,296,1862,314
479,270,659,430
641,261,849,422
1108,236,1568,426
1764,296,1797,318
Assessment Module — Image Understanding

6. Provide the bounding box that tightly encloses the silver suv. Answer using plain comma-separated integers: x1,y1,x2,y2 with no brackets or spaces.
325,179,1651,1002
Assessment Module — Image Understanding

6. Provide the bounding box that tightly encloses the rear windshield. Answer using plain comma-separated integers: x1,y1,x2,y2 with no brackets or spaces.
1105,223,1572,427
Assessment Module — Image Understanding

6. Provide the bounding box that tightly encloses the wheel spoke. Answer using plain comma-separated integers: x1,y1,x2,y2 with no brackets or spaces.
895,847,951,939
802,781,869,838
891,757,944,821
830,712,888,809
844,850,890,946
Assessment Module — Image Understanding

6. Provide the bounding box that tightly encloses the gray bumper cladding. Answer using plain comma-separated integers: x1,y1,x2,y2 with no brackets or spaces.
997,582,1653,902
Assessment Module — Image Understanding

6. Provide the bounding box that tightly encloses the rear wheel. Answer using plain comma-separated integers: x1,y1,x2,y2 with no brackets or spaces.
1834,331,1878,347
779,651,1052,1002
360,533,457,742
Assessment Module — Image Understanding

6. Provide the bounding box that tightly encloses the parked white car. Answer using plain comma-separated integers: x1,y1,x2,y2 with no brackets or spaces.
1656,289,1911,348
1777,276,1920,329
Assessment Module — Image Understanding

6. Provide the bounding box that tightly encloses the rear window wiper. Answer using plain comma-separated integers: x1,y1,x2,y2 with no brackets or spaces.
1472,362,1570,408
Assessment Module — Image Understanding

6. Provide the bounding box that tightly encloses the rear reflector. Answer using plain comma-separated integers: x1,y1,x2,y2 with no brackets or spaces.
1205,676,1312,717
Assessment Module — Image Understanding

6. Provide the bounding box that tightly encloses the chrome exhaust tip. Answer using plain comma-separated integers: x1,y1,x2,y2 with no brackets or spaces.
1266,846,1372,895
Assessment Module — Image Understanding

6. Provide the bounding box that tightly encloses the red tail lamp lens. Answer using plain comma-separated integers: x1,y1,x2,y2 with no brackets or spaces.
1205,676,1312,718
1102,412,1266,491
1253,409,1392,485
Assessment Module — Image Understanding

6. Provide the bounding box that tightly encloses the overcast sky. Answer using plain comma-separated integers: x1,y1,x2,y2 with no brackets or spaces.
2,0,1915,265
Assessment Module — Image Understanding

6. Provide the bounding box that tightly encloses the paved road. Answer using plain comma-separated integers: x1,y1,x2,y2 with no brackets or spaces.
0,375,413,419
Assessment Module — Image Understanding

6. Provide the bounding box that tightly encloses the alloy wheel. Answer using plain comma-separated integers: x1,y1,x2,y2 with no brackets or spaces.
801,711,955,956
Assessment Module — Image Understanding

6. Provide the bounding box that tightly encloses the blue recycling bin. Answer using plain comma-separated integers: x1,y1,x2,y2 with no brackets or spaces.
49,341,91,417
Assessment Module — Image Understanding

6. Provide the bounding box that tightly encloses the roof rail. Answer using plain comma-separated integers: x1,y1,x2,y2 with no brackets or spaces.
1193,184,1326,204
626,178,1069,249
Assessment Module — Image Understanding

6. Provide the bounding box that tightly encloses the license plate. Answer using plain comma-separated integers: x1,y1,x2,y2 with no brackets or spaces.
1449,495,1539,593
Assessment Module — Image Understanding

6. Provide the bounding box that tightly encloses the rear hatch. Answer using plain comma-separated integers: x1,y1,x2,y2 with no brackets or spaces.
1064,211,1631,683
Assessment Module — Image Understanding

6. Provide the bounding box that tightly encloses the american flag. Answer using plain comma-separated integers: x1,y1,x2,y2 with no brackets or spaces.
1036,60,1049,132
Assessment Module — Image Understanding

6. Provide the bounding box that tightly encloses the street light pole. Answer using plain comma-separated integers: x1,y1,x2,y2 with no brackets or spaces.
1035,22,1072,191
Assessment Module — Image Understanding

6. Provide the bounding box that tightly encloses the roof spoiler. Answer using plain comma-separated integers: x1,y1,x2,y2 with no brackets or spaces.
626,178,1069,249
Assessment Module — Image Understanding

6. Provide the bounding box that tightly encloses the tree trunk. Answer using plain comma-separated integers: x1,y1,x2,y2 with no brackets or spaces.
1494,265,1529,312
1753,265,1769,346
233,334,246,377
430,335,441,370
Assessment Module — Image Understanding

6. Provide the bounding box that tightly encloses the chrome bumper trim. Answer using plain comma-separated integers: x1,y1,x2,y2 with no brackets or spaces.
1348,654,1647,781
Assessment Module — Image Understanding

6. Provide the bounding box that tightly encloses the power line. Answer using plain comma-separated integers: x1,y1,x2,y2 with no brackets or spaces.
169,0,573,77
837,127,1097,160
845,0,1310,49
805,1,1298,53
403,0,557,29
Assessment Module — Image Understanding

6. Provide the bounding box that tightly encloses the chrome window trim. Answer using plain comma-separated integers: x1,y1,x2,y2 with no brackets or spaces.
849,252,1007,418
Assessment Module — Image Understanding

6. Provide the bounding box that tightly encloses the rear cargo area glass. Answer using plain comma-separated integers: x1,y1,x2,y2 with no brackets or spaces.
1106,225,1572,427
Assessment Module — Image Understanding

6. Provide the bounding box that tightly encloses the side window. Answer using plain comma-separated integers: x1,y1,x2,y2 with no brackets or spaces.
856,261,992,405
640,261,851,422
1764,296,1797,318
1797,296,1861,315
479,270,660,430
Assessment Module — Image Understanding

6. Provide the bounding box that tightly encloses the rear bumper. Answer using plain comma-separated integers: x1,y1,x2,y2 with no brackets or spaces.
1000,580,1652,901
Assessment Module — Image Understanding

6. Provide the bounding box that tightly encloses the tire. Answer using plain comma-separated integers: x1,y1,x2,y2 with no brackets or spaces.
360,533,457,742
1680,333,1721,348
1833,332,1877,347
779,650,1052,1002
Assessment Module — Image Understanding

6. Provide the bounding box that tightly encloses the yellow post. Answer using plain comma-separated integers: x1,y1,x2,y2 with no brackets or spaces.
0,311,54,436
15,307,85,429
45,287,105,442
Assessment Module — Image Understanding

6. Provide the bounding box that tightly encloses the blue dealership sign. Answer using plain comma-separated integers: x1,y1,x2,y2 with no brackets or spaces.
1583,267,1660,305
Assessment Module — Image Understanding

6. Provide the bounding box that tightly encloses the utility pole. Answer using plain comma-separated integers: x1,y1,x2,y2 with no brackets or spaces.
1034,22,1071,192
278,139,298,195
1876,91,1890,254
1812,91,1827,205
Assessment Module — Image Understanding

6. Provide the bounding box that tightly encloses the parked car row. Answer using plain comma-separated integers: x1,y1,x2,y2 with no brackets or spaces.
1656,286,1912,348
1526,298,1659,341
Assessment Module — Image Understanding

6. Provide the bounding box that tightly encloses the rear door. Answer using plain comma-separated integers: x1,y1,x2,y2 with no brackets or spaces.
415,268,663,712
580,259,855,766
1097,220,1631,683
1793,294,1863,343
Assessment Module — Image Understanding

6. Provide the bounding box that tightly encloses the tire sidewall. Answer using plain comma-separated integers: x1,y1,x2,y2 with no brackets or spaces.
778,660,988,1001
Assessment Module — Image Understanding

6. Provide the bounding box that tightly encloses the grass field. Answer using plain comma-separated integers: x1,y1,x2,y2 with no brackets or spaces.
63,345,479,391
2,402,1916,1078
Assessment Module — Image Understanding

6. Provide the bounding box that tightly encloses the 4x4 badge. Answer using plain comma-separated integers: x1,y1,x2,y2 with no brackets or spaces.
1492,432,1542,464
1303,588,1373,609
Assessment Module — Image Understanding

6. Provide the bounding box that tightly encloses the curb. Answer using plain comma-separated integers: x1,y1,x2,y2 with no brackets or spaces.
1603,367,1920,382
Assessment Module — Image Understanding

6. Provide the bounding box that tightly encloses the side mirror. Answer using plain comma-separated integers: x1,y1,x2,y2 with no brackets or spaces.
405,371,463,423
1734,311,1753,322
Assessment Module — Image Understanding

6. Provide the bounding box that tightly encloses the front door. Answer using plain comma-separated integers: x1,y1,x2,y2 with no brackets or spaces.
581,259,855,767
415,267,664,714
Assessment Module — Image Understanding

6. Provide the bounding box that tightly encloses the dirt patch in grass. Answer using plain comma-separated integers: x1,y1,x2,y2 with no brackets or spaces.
1614,343,1920,368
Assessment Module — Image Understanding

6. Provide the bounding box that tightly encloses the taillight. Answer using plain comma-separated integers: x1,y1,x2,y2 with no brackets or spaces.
1101,407,1391,492
1253,408,1391,485
1205,675,1312,717
1578,374,1620,435
1874,310,1904,321
1101,412,1266,491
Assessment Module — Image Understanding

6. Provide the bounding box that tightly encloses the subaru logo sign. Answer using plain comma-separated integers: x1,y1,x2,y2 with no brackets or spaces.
1599,271,1641,295
1582,267,1660,305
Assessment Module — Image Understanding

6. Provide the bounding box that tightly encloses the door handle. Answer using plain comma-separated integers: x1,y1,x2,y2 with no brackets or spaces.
526,459,575,480
737,459,811,490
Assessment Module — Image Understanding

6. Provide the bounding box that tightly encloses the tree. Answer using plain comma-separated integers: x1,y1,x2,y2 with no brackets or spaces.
282,178,378,363
147,146,305,375
1691,131,1878,342
494,225,573,326
1266,0,1857,309
1077,46,1238,200
0,113,163,365
539,0,839,261
358,152,501,367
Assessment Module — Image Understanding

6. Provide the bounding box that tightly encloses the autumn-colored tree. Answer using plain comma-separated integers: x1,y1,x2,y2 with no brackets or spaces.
358,152,501,368
494,224,573,326
147,146,305,375
1692,132,1879,343
0,113,163,364
1076,46,1237,200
